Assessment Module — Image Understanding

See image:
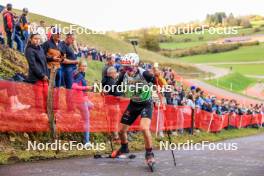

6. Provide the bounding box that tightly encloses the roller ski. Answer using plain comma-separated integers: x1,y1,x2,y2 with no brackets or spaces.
110,145,136,159
94,145,136,159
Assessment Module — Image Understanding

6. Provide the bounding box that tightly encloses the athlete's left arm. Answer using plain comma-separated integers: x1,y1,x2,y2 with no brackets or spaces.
142,70,156,84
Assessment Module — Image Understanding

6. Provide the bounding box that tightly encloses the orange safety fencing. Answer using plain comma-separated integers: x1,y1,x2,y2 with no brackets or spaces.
0,80,263,133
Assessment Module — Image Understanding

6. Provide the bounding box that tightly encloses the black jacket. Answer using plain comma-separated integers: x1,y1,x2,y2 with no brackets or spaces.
25,44,49,83
102,76,123,97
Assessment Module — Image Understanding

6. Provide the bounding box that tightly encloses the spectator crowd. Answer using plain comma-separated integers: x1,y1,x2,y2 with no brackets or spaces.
0,3,263,142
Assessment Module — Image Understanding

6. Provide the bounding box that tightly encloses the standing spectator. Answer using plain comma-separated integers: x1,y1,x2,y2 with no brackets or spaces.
72,40,79,58
19,8,29,50
0,25,4,45
13,15,24,53
3,3,15,48
46,25,54,41
60,32,79,89
0,5,4,45
102,55,115,79
60,32,79,111
42,27,63,87
37,20,47,44
42,27,63,111
25,33,49,113
72,60,93,145
90,47,97,60
114,54,122,72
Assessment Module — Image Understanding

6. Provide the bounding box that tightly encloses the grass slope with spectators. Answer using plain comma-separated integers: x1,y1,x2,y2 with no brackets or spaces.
0,9,202,78
1,9,264,165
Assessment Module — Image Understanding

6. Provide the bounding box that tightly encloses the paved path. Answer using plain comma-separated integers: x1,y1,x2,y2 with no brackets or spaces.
194,64,230,80
187,79,262,105
1,133,264,176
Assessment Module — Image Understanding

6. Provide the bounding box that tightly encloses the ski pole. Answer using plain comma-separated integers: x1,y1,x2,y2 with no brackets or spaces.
167,131,176,167
156,102,160,137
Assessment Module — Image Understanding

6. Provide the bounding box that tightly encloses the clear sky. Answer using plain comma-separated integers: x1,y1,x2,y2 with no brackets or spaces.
1,0,264,31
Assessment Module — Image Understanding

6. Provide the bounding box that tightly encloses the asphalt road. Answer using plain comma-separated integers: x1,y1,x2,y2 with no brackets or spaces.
1,133,264,176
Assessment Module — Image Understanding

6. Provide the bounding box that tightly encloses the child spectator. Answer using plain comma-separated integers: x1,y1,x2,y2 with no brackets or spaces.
72,60,93,145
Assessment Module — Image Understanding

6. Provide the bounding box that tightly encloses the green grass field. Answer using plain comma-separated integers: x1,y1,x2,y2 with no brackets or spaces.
215,64,264,75
181,44,264,63
251,20,264,27
160,41,206,49
207,72,257,93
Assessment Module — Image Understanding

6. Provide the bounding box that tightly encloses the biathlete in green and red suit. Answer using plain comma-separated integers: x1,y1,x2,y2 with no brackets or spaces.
111,53,161,164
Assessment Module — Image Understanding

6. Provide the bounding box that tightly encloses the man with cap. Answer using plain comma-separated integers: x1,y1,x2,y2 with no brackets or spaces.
2,3,15,48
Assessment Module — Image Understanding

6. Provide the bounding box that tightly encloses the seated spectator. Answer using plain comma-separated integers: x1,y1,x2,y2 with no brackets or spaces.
101,66,123,140
102,66,123,96
0,78,30,112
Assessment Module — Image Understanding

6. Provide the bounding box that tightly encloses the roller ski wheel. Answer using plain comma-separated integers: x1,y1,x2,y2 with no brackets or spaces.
145,152,155,172
111,148,131,159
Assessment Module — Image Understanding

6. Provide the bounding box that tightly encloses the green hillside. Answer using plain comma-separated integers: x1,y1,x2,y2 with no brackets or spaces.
0,9,202,79
181,43,264,63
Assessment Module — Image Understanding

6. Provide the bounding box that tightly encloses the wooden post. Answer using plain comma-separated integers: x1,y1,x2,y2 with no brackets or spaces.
47,64,58,140
46,49,62,141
